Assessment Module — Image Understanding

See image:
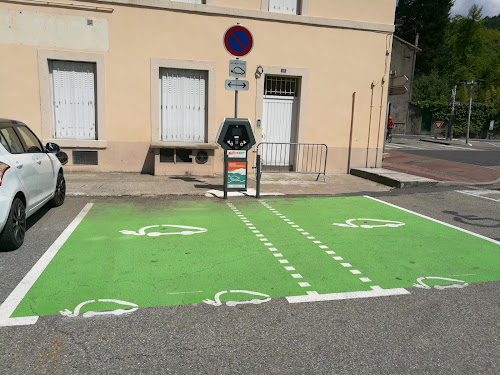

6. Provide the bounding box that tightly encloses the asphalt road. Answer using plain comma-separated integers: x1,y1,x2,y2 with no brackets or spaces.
402,150,500,168
1,190,499,375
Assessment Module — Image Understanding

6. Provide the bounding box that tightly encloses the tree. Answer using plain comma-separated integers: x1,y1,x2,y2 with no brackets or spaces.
484,14,500,30
395,0,453,75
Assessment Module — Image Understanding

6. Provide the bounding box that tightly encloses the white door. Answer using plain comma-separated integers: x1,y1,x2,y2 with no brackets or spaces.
262,95,298,166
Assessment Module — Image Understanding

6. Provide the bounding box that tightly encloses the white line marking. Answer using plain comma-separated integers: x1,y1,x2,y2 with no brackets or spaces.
364,196,500,245
307,291,319,295
341,263,352,267
0,203,94,327
285,266,296,271
166,291,203,295
350,270,362,274
264,243,273,246
252,230,260,233
307,236,315,239
370,286,383,290
456,190,500,203
319,245,329,249
302,232,310,235
359,277,372,282
279,260,289,264
313,241,322,244
333,256,343,260
260,238,268,241
326,251,336,254
269,248,277,251
273,253,283,257
291,274,303,279
298,282,311,287
256,234,264,237
286,288,410,303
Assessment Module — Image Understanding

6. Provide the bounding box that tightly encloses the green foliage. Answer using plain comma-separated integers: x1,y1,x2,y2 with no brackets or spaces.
395,0,453,75
412,70,450,102
412,100,494,137
397,3,500,137
484,14,500,30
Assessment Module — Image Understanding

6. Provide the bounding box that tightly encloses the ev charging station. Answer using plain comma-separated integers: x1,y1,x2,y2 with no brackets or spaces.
217,24,257,199
215,118,256,199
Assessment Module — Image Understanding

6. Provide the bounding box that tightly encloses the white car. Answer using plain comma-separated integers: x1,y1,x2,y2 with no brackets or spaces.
0,119,66,250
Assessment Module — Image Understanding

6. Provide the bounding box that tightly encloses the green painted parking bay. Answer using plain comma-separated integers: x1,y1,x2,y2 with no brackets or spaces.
8,197,500,320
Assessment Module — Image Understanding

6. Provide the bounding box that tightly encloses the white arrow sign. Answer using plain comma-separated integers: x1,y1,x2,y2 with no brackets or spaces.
225,80,249,91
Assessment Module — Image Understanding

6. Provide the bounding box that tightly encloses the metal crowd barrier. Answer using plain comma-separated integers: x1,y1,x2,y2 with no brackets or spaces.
254,142,328,197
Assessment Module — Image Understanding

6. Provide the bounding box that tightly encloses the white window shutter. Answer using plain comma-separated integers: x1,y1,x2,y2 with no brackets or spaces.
269,0,298,14
50,61,96,140
160,68,207,143
172,0,203,4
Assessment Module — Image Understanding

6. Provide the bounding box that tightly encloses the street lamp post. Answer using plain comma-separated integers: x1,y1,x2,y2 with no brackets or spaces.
460,79,485,145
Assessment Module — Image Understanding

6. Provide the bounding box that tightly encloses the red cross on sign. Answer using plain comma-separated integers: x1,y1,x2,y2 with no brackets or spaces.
434,121,444,129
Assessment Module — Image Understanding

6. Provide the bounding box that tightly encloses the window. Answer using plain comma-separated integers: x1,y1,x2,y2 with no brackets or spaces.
0,128,24,154
159,149,192,163
265,76,299,96
50,60,97,140
159,68,207,143
16,126,44,153
269,0,299,15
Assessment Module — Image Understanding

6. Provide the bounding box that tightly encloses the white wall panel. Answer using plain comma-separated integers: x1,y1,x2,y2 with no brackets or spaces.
262,96,298,165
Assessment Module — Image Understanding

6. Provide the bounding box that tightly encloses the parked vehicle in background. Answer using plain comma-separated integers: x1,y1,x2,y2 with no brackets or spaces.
0,119,66,250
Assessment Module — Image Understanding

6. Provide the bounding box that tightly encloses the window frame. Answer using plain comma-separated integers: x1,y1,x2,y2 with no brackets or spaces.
151,58,217,148
38,49,106,149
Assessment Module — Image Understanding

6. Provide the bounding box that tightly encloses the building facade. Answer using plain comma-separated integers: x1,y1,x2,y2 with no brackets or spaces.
388,35,421,135
0,0,396,175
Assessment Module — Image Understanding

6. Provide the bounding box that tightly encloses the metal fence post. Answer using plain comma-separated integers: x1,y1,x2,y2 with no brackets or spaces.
256,154,261,199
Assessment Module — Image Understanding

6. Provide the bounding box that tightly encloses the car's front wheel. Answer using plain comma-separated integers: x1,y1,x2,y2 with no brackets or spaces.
50,172,66,207
0,197,26,251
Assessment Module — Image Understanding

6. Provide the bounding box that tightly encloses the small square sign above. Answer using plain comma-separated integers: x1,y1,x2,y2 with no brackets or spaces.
281,69,286,73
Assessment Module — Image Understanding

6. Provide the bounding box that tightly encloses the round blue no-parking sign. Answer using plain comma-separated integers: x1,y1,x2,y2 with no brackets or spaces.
223,25,253,57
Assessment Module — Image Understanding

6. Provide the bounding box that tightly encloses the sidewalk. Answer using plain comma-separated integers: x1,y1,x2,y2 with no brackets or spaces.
64,137,500,197
64,172,393,198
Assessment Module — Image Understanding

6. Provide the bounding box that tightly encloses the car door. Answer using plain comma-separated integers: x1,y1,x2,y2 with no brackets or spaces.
14,125,55,203
0,126,40,212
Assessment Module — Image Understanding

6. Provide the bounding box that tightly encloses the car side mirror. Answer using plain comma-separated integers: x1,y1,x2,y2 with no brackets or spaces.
45,142,60,153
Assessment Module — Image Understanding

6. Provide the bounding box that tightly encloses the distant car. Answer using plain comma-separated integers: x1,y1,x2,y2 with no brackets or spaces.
0,119,66,250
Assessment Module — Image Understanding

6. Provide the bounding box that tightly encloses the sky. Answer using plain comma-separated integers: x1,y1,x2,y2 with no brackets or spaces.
395,0,500,18
450,0,500,17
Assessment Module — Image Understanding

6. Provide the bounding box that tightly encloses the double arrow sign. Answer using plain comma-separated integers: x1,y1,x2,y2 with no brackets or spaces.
225,80,249,91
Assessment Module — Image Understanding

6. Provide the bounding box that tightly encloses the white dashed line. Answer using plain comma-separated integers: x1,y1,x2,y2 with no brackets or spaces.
258,200,379,292
228,202,314,292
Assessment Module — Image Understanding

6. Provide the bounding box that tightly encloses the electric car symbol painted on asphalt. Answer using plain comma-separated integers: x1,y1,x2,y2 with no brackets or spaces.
332,219,406,229
120,225,208,237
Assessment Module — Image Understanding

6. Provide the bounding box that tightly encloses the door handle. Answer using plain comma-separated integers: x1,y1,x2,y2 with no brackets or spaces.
16,163,23,169
37,160,42,165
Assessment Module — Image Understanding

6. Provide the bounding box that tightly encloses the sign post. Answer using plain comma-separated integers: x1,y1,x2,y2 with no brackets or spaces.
217,25,255,198
434,121,444,139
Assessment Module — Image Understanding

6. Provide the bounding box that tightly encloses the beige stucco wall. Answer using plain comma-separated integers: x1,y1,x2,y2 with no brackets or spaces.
0,0,395,175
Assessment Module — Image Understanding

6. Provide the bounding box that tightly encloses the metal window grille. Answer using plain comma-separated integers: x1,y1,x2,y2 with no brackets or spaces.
264,76,298,97
72,150,98,165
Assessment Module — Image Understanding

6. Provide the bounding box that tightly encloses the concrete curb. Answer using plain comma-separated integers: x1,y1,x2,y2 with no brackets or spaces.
350,168,438,188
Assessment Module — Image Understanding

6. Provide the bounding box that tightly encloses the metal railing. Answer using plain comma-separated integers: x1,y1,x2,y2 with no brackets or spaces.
255,142,328,182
